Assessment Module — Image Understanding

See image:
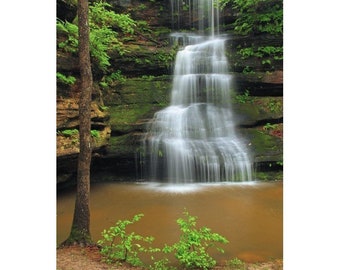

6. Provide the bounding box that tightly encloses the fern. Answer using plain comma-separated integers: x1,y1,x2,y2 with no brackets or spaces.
56,72,76,85
57,1,137,73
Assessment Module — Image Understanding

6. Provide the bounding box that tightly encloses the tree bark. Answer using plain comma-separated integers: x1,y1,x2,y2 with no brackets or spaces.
63,0,93,246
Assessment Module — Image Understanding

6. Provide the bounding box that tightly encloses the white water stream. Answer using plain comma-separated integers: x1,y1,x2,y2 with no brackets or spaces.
142,0,252,182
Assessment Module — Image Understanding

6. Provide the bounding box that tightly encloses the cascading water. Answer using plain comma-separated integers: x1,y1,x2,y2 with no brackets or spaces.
142,0,253,183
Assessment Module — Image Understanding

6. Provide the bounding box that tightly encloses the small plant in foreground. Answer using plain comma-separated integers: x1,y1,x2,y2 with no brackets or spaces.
163,210,229,270
97,213,159,267
98,211,230,269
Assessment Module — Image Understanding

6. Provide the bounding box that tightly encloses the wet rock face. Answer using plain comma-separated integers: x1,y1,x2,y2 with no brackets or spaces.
56,0,283,185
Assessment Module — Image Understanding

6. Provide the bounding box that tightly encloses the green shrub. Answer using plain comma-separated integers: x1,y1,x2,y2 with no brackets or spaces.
98,211,229,269
163,210,229,270
97,214,159,267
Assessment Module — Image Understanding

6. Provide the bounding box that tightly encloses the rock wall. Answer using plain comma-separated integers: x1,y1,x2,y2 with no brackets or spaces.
57,0,283,187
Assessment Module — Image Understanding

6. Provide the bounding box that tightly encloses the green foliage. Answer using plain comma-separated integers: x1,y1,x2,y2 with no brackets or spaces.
99,105,109,111
97,214,159,267
267,98,281,113
242,66,254,74
90,2,135,34
163,210,229,270
237,46,283,60
257,46,283,60
219,0,283,36
57,129,79,137
131,46,177,69
156,47,177,68
237,45,283,70
57,129,79,144
99,70,126,88
148,258,176,270
141,75,156,81
57,1,137,72
227,257,246,269
98,211,229,269
237,47,255,60
90,130,100,138
56,19,78,53
235,89,251,103
220,0,283,70
276,160,283,166
57,129,99,143
56,72,76,85
136,20,152,34
89,1,135,71
58,129,100,138
263,123,278,131
136,4,147,11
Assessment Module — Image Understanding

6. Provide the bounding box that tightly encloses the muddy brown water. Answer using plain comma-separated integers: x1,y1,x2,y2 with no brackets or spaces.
57,181,282,264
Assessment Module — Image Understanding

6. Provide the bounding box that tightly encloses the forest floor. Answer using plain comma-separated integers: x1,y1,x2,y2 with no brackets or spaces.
57,246,283,270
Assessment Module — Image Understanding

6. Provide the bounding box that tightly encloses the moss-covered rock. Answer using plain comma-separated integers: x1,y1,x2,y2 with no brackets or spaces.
104,76,171,106
103,76,171,134
226,35,283,74
109,45,177,77
255,171,283,181
107,133,142,158
232,96,283,126
240,127,283,164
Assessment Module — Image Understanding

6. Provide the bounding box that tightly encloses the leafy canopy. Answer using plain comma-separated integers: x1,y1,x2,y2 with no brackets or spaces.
57,1,136,72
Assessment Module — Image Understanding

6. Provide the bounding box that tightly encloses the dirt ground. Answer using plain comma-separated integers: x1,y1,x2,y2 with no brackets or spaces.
57,246,283,270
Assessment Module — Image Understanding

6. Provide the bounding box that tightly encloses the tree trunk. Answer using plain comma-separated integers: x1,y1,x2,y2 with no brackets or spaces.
63,0,93,246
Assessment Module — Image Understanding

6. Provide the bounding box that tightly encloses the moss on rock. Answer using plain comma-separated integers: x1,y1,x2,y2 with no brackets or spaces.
240,128,283,164
232,96,283,126
108,133,142,157
103,76,171,134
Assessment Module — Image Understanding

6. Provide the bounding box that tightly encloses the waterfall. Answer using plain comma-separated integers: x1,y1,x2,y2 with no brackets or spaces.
142,0,253,183
170,0,220,36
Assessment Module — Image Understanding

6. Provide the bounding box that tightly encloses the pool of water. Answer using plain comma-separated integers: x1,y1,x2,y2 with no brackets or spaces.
57,181,282,263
